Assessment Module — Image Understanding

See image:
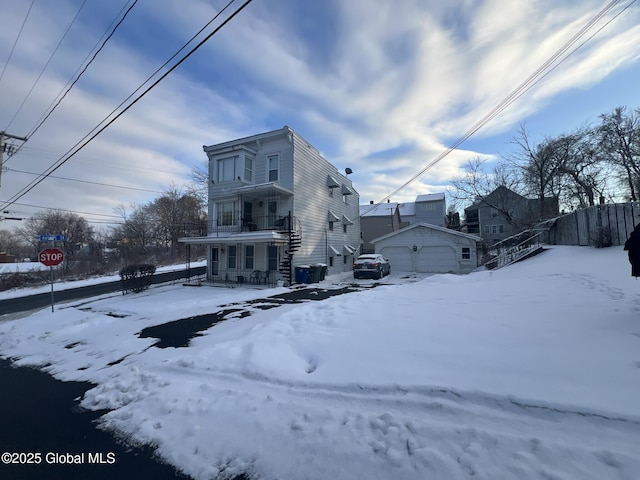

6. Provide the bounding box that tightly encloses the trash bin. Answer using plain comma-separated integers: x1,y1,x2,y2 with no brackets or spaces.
315,263,327,281
295,265,310,284
308,264,322,283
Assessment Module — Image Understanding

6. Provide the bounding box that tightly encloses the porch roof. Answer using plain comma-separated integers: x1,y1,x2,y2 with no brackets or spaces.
179,231,289,245
233,181,293,197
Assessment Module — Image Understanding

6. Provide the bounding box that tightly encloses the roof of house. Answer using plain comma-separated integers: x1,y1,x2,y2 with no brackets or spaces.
371,222,482,244
415,192,445,203
359,203,399,217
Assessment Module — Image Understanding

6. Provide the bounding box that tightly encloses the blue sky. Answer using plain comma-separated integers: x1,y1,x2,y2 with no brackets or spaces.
1,0,639,226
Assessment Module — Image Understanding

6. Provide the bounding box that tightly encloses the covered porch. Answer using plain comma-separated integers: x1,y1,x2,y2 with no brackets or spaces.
179,230,290,288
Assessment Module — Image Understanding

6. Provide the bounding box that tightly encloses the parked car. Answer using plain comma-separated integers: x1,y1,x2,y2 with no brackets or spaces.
353,254,390,279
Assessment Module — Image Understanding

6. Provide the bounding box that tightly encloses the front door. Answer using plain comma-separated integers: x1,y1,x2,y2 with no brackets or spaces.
211,247,219,276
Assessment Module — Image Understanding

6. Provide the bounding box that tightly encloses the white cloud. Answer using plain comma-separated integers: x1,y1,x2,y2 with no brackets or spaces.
1,0,639,221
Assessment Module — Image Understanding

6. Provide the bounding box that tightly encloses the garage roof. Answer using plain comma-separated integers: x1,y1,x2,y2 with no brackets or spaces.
371,222,482,244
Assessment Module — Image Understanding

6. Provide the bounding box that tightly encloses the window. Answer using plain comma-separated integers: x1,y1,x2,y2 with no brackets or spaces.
343,194,348,204
484,225,490,234
268,154,279,182
343,255,347,264
217,155,238,182
491,225,498,234
227,245,237,269
245,245,254,270
328,221,334,231
343,224,347,233
499,225,504,234
329,256,334,267
244,157,253,182
268,245,278,271
218,201,236,226
462,247,470,259
416,202,437,213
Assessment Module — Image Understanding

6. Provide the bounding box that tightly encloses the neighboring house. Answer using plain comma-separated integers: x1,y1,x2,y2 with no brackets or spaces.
372,223,481,274
464,186,558,245
359,193,447,254
359,201,402,254
179,126,360,285
400,193,447,228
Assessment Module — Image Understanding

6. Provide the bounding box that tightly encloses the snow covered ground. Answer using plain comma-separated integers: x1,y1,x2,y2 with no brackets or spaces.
1,246,639,480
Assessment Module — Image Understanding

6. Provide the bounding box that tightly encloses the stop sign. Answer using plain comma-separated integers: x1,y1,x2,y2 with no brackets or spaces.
39,248,65,267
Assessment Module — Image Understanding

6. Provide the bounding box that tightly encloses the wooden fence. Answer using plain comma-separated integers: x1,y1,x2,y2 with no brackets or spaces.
539,202,640,247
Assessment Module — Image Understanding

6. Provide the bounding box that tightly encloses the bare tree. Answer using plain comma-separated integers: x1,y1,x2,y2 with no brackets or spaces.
451,157,526,228
558,129,609,209
15,211,97,275
510,125,566,218
595,106,640,201
147,184,205,259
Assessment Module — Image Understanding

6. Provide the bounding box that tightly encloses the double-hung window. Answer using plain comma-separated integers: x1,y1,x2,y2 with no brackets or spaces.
217,155,239,182
268,154,279,182
244,157,253,181
218,201,236,226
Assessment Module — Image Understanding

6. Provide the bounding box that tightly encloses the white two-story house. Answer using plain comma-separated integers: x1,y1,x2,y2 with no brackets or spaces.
180,126,360,286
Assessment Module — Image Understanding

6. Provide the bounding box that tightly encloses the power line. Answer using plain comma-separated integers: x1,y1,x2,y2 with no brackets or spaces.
0,0,255,212
3,0,89,132
22,0,139,142
0,201,123,219
372,0,633,208
5,167,164,194
0,0,35,85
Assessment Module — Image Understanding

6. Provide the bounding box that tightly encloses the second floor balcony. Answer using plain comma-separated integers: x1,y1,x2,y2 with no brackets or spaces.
215,212,292,235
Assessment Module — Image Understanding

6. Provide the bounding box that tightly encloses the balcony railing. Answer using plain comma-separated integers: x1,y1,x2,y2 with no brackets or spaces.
218,213,291,234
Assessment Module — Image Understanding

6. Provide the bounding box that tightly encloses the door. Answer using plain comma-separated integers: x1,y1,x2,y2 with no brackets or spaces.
211,247,219,276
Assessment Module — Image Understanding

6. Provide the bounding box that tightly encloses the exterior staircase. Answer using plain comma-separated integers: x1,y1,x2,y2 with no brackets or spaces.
279,216,302,285
484,230,546,270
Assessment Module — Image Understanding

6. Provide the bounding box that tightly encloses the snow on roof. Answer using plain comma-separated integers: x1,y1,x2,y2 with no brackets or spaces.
415,192,445,203
359,203,399,217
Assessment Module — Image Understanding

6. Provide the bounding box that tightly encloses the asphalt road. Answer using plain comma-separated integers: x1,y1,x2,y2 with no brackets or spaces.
0,267,206,316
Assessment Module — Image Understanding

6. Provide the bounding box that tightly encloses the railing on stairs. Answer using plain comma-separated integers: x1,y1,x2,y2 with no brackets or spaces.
484,230,546,270
279,213,302,285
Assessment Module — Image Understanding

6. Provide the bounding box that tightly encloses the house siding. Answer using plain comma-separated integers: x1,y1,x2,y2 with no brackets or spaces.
291,131,360,275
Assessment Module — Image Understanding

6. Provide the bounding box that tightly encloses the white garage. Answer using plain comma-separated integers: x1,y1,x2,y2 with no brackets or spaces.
372,223,481,274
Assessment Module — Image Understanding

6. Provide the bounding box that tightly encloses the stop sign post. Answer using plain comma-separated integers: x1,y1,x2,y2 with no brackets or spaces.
39,248,64,312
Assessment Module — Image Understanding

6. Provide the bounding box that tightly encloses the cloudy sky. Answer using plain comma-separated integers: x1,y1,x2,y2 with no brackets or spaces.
0,0,639,226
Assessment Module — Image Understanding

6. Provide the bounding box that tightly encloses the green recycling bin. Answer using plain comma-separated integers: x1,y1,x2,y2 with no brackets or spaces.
316,263,327,280
309,264,322,283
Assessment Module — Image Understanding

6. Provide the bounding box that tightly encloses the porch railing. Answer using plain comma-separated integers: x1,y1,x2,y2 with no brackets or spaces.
184,268,281,287
182,214,292,237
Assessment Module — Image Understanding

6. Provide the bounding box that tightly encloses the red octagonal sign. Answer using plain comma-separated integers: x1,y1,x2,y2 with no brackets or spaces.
39,248,65,267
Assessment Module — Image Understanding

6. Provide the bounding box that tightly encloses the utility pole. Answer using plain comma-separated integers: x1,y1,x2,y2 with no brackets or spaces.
0,131,28,189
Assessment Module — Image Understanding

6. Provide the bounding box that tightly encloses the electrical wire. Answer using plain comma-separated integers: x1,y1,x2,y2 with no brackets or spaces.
368,0,633,211
0,0,35,85
23,0,139,141
3,0,89,132
5,167,164,194
0,0,255,212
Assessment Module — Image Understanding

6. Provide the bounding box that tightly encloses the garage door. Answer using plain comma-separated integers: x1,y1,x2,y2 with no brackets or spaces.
379,246,412,272
417,246,457,273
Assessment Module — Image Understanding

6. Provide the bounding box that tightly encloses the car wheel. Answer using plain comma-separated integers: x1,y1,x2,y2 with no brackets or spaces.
376,269,382,280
